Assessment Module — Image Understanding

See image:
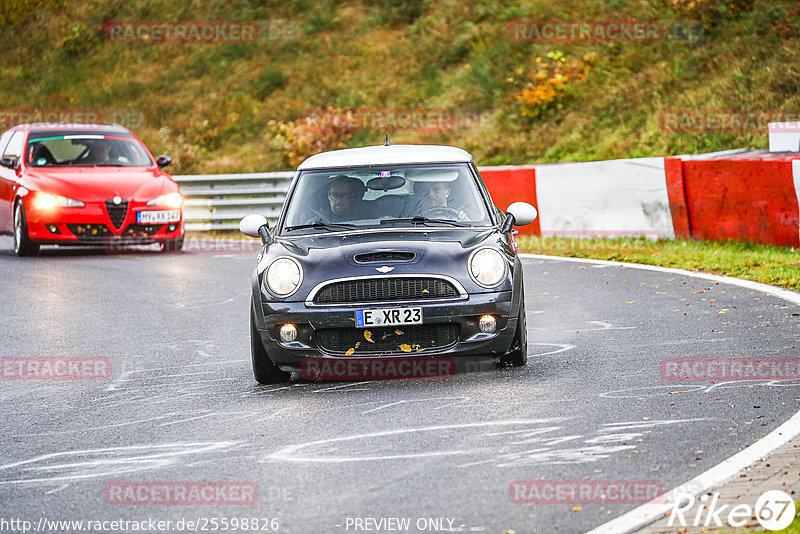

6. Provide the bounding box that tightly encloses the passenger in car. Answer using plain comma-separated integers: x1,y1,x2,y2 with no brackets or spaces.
28,143,56,166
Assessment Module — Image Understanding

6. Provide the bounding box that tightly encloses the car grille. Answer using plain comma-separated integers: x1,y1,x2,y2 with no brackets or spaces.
67,224,112,238
313,277,459,304
354,251,415,263
105,199,129,229
122,224,163,238
315,324,459,355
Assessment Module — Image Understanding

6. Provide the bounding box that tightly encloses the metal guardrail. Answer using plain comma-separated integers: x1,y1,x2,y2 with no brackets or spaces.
173,172,294,231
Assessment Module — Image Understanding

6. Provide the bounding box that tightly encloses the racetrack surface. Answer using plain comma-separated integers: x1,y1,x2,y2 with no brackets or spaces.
1,237,799,534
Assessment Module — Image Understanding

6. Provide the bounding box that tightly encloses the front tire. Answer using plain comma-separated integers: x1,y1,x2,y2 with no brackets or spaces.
250,305,291,384
499,303,527,367
14,200,40,257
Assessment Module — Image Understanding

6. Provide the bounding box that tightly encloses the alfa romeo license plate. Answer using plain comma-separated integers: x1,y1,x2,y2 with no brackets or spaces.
137,210,181,224
355,307,422,328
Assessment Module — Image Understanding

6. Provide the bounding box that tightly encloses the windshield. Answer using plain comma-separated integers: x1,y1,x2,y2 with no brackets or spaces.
25,135,154,167
281,163,492,234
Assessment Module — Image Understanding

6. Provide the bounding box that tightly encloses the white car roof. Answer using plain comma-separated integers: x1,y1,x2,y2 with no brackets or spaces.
297,144,473,170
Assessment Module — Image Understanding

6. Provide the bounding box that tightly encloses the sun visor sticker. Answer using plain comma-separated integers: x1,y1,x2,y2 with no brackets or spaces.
405,169,459,182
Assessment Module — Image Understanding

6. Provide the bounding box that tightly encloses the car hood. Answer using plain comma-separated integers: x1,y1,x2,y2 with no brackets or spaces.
261,228,513,299
23,167,175,202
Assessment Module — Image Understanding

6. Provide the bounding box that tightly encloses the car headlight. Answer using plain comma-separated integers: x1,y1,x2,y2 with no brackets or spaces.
147,192,183,208
469,248,507,288
265,257,303,297
32,193,84,210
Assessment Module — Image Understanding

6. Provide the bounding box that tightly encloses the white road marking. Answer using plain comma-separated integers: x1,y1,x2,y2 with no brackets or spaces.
0,442,242,485
312,382,371,393
262,419,565,464
585,320,636,330
11,414,181,437
528,343,575,356
600,418,716,431
252,408,290,423
362,401,408,414
159,412,217,427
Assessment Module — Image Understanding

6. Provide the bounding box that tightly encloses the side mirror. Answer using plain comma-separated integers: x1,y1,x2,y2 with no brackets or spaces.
507,202,537,225
240,214,270,243
156,155,172,168
0,156,17,170
500,202,538,233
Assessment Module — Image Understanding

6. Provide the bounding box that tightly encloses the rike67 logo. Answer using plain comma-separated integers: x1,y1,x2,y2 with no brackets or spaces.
669,490,796,531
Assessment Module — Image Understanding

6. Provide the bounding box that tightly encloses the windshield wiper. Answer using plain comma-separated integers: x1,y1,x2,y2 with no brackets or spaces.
285,222,357,232
380,217,467,227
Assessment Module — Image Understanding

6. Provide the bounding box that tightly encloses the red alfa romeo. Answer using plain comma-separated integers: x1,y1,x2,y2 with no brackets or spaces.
0,123,184,256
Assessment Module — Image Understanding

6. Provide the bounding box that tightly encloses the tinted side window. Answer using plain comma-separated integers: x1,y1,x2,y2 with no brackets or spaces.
0,131,13,155
3,131,25,159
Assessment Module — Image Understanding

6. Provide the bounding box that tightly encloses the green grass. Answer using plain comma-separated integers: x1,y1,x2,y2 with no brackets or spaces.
517,236,800,291
1,0,799,173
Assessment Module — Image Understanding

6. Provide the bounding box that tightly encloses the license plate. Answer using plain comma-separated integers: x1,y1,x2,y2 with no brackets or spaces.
137,210,181,224
355,307,422,328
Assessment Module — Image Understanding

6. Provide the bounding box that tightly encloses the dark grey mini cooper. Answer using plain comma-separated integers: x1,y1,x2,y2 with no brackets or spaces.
240,144,537,384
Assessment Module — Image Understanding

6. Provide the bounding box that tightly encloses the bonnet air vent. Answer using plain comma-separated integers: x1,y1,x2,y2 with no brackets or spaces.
354,251,415,263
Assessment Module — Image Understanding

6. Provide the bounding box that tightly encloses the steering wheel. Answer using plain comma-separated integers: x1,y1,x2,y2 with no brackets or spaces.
422,206,461,220
302,208,330,225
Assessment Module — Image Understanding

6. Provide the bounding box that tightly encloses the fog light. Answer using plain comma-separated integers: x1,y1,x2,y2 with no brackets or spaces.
167,224,177,232
46,224,60,234
479,314,497,333
279,323,297,342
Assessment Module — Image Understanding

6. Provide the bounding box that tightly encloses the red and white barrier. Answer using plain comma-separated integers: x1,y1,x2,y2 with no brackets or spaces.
478,166,539,236
679,155,800,247
770,122,800,152
793,160,800,246
480,157,675,238
533,157,673,238
480,152,800,247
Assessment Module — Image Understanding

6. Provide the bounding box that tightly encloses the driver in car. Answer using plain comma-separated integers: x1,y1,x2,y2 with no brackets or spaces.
306,175,368,224
414,181,469,221
85,141,113,165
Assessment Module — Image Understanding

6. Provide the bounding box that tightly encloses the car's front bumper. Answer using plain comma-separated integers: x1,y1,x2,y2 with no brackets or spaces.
25,203,183,246
253,289,520,370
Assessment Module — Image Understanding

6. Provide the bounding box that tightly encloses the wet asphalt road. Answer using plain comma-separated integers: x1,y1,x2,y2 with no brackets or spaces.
1,236,799,534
